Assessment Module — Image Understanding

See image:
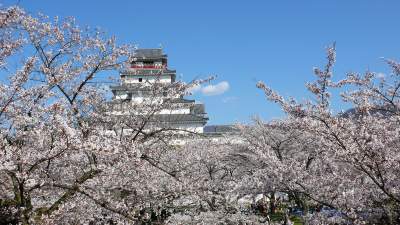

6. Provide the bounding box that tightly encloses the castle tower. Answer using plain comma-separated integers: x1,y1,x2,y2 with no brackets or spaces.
110,49,208,133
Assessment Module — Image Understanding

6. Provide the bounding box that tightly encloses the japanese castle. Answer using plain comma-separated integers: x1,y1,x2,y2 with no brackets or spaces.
109,48,209,133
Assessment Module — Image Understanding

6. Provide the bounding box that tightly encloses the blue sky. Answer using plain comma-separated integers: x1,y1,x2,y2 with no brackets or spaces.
5,0,400,124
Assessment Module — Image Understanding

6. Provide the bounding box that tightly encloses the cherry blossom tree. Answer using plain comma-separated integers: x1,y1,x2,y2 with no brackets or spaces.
1,5,263,225
4,4,400,225
161,137,271,225
253,44,400,224
0,5,217,225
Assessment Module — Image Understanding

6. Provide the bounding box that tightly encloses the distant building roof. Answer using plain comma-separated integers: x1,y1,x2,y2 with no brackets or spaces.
204,125,239,134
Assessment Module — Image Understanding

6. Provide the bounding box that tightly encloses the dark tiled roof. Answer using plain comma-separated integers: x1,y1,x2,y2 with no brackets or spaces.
151,114,208,124
120,69,176,76
134,49,166,58
110,83,177,92
167,98,195,104
110,85,155,91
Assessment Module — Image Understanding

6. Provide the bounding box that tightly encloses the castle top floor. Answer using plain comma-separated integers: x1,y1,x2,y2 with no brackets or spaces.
120,48,176,84
130,48,168,69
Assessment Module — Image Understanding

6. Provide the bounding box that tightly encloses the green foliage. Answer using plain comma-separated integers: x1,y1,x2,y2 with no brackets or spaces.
269,212,304,225
290,216,304,225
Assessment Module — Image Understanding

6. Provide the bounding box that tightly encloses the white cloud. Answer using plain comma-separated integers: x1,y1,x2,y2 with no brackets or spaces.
201,81,230,96
187,84,202,94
